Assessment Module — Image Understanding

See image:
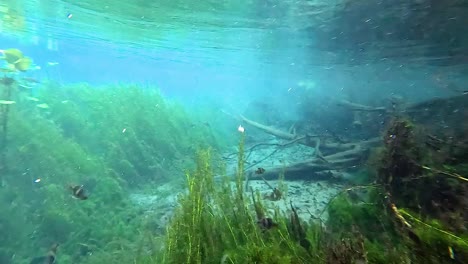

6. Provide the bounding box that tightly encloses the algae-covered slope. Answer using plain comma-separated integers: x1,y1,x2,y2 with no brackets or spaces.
31,83,229,185
0,78,228,263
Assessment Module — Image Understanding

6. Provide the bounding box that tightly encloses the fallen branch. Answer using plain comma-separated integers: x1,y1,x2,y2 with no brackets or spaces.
249,156,359,181
240,114,297,140
404,93,468,114
336,99,388,113
237,114,381,180
240,114,380,154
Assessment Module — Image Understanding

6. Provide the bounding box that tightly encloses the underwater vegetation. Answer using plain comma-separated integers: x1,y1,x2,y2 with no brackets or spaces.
0,55,230,264
156,138,323,264
145,116,467,264
375,118,468,263
38,82,226,186
1,50,467,264
0,48,33,72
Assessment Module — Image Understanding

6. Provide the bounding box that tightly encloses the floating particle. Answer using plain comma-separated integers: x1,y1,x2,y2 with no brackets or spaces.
36,103,49,109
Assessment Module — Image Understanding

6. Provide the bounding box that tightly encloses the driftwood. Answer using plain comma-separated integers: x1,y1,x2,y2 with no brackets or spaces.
240,115,298,140
240,114,380,181
337,93,468,139
240,93,467,181
245,140,374,181
404,93,468,115
336,94,468,116
240,115,379,154
336,99,388,113
236,93,467,183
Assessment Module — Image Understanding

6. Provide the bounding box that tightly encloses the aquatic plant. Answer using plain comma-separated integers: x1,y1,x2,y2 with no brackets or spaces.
3,74,465,264
37,83,226,186
159,134,321,264
1,101,144,262
324,190,408,263
0,79,234,263
373,117,468,263
154,124,425,264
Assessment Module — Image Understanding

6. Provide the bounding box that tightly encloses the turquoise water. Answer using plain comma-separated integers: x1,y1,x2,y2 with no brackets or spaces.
1,1,467,263
4,0,464,98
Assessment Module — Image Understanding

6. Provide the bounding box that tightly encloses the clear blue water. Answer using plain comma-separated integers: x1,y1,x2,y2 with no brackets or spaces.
4,0,465,107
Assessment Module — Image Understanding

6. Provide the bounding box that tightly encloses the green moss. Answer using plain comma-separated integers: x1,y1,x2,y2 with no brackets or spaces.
365,240,409,264
325,190,414,262
327,194,387,237
39,211,74,243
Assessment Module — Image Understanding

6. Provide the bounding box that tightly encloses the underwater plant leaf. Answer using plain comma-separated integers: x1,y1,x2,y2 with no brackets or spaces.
14,56,32,71
1,48,24,64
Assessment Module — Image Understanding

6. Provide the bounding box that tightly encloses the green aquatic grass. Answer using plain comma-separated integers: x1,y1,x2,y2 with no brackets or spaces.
0,80,228,263
2,80,466,264
157,134,324,264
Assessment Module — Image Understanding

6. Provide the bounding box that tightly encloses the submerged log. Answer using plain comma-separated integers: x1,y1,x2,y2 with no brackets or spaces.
238,94,466,181
246,143,369,181
405,93,468,113
240,115,379,153
238,112,381,180
240,115,297,140
336,99,388,113
335,94,468,117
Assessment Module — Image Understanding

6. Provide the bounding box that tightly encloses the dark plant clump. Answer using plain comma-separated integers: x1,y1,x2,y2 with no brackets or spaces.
375,117,468,263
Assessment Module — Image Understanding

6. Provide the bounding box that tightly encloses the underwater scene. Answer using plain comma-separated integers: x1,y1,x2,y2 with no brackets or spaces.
1,0,467,263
